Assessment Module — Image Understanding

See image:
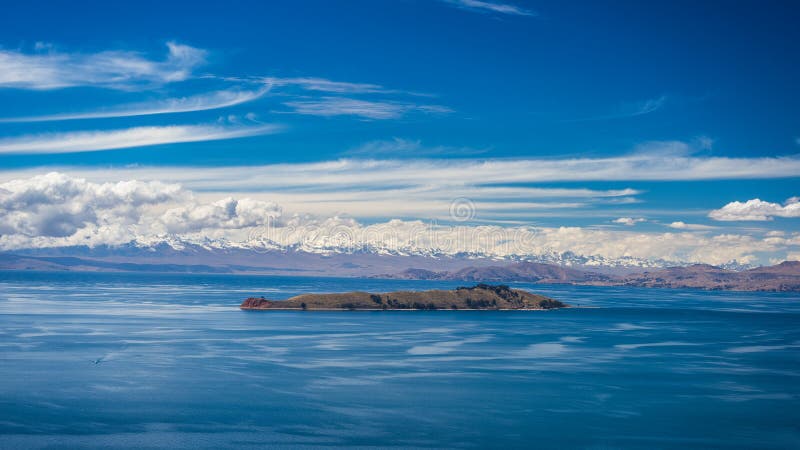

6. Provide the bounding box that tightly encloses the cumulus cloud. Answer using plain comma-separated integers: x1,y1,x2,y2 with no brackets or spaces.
0,122,281,154
709,197,800,221
0,87,270,122
0,172,185,238
668,221,716,230
0,42,206,90
613,217,646,226
0,173,284,247
159,197,281,234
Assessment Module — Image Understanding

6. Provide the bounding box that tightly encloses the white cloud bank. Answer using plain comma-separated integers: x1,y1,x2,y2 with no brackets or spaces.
0,42,206,90
160,197,281,234
0,173,798,266
0,172,280,245
709,197,800,221
0,122,281,154
0,172,184,238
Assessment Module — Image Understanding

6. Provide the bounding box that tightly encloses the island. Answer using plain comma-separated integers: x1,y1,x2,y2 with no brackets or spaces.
240,284,567,311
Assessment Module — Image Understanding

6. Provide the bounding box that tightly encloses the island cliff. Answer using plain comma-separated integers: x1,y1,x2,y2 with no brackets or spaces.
241,284,567,311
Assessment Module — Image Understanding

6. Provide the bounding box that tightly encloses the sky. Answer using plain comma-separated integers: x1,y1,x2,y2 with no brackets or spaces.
0,0,798,265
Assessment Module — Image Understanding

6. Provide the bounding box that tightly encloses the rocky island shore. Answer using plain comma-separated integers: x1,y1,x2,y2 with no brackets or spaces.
241,284,567,311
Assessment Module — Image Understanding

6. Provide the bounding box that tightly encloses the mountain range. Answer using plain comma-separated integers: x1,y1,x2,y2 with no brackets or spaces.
0,238,797,291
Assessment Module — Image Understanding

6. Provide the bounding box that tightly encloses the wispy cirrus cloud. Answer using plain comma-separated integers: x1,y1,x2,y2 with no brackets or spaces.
263,77,391,94
0,122,281,154
2,153,799,220
444,0,536,16
4,154,798,191
0,42,207,90
343,138,487,157
283,97,452,120
0,87,270,122
1,42,451,124
566,95,668,122
627,95,667,117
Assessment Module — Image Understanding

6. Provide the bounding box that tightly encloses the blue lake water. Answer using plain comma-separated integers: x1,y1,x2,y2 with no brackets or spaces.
1,271,799,449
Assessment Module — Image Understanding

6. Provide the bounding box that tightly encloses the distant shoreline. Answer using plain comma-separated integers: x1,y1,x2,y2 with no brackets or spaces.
2,267,798,293
3,252,797,292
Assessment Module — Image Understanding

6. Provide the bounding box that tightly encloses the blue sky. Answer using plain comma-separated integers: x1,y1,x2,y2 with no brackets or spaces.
0,0,798,265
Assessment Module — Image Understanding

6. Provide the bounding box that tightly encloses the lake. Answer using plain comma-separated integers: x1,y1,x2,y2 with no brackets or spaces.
1,271,799,449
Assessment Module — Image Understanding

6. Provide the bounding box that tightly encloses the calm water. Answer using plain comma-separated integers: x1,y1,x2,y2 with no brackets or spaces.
1,271,799,449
